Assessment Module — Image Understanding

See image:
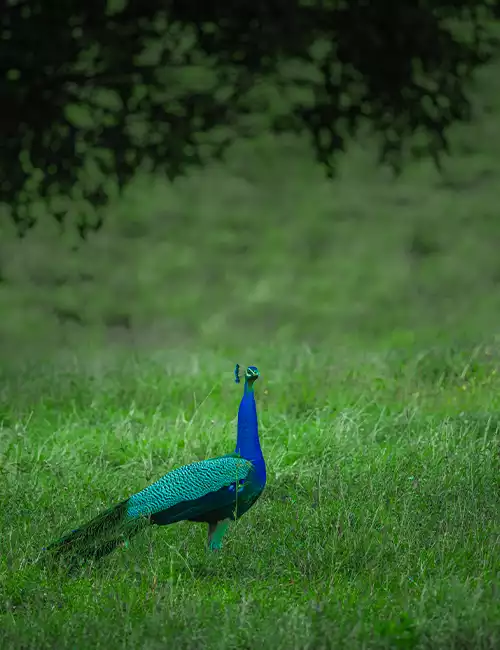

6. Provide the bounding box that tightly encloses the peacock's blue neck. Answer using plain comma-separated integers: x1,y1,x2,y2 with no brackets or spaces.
234,381,266,484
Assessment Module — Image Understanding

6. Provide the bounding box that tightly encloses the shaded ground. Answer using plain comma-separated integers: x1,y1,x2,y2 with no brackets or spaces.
1,61,500,358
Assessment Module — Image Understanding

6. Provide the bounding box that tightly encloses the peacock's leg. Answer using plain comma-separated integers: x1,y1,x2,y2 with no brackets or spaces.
207,519,231,551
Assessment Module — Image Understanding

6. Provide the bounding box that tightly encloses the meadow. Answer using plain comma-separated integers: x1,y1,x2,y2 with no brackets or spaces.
1,55,500,650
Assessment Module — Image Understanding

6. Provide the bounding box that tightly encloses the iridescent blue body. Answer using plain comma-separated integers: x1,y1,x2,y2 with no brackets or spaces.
45,365,265,561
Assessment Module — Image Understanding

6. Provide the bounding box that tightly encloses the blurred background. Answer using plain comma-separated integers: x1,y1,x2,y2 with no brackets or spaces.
1,5,500,362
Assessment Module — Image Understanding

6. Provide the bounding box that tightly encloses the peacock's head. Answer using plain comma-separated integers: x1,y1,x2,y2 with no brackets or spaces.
234,363,260,386
245,366,260,384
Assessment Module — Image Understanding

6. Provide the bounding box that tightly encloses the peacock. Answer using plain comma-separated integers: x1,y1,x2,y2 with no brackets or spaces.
45,364,265,564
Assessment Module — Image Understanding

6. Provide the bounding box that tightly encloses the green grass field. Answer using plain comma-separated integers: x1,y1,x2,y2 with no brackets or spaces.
1,346,499,648
1,53,500,650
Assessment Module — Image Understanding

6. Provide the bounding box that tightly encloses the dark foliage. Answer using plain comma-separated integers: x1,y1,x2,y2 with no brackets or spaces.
0,0,497,236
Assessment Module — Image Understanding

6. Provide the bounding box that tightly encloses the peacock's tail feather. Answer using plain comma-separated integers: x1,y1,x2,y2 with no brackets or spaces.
44,499,145,563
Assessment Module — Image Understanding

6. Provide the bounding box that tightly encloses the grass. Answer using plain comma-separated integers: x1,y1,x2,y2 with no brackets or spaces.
1,39,500,650
1,343,499,649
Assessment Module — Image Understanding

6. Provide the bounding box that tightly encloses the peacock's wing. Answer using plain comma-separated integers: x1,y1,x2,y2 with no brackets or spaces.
126,454,253,524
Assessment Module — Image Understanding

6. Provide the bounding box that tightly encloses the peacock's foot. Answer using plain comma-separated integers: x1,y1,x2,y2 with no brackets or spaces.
208,543,222,552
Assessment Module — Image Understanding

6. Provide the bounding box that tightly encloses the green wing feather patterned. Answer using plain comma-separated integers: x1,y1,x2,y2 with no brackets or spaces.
126,455,252,519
